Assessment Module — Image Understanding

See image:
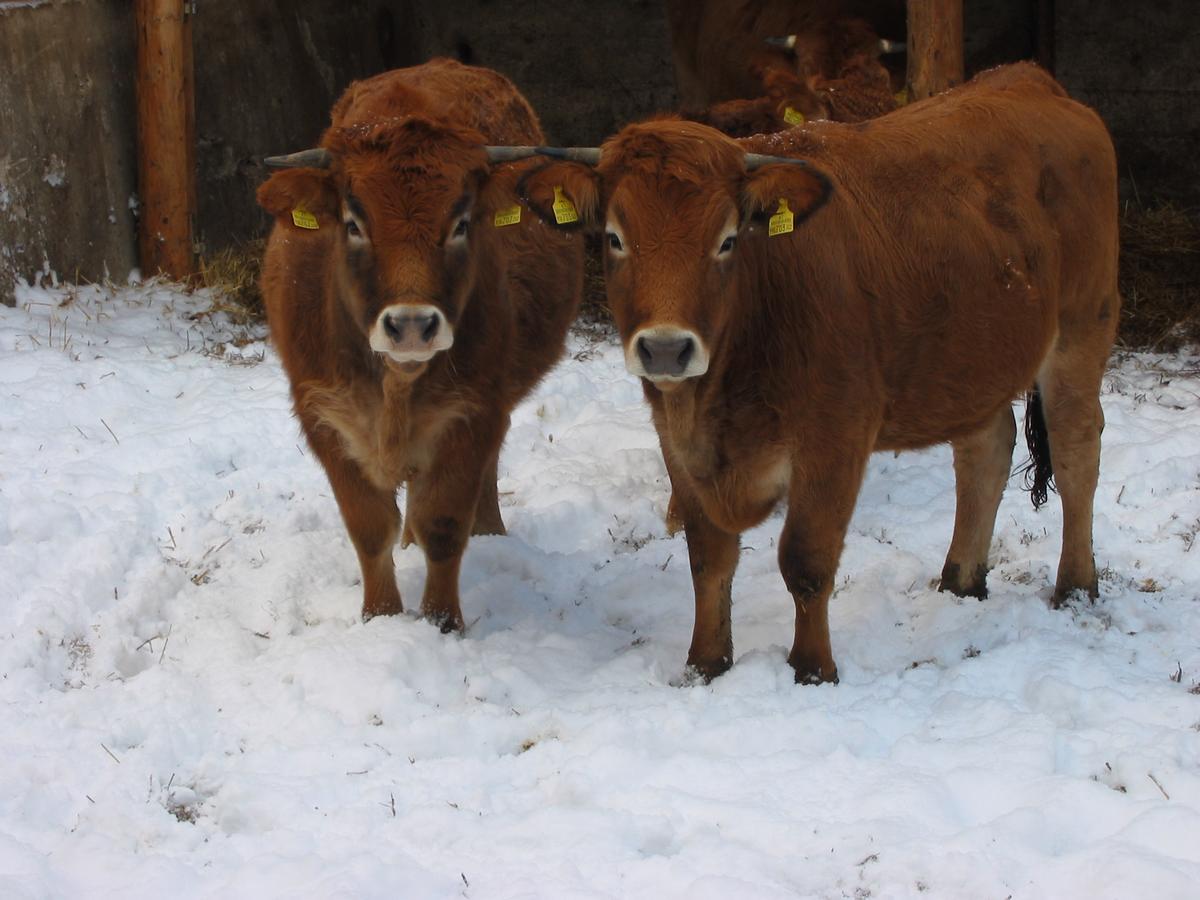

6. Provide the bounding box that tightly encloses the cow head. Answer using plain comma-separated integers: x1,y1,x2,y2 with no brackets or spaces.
257,121,537,378
520,121,831,388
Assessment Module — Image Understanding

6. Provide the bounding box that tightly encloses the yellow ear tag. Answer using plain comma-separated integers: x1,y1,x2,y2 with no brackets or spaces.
493,204,522,227
552,185,579,225
291,208,319,230
783,106,805,126
894,87,910,107
768,198,794,236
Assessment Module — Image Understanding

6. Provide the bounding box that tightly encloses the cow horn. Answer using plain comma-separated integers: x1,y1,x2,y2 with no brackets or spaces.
764,34,797,50
743,153,814,171
535,146,603,165
484,146,542,163
263,148,332,169
878,38,906,54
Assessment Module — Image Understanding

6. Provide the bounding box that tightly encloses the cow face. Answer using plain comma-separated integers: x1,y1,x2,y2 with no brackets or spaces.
521,122,831,388
258,120,497,377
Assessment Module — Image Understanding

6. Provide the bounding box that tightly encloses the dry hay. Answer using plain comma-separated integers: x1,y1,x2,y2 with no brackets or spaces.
197,238,266,327
1118,201,1200,351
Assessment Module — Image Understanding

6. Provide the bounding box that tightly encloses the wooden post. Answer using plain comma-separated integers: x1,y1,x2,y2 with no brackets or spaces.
135,0,195,280
907,0,964,101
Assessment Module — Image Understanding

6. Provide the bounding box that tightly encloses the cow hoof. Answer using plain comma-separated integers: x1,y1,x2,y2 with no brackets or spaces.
791,661,839,685
938,562,988,600
679,656,732,685
1050,583,1098,610
422,609,465,634
362,600,403,622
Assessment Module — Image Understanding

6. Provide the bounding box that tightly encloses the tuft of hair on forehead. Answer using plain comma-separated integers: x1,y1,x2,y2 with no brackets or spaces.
598,118,746,189
321,116,489,175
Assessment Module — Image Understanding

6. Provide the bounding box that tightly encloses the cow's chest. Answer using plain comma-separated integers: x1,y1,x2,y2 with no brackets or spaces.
659,390,790,533
307,377,466,492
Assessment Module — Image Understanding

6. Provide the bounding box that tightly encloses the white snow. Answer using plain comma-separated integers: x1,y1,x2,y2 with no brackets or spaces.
1,281,1198,899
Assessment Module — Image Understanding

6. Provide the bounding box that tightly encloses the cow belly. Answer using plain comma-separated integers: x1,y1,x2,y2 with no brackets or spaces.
877,317,1053,450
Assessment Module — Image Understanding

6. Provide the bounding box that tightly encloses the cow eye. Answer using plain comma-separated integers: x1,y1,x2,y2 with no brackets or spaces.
452,217,470,238
345,219,362,239
607,231,623,252
718,235,737,255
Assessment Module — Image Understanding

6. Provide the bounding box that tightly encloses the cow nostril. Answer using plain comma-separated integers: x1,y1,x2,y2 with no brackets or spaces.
383,315,402,341
637,336,654,368
676,338,694,370
419,313,440,343
637,334,696,376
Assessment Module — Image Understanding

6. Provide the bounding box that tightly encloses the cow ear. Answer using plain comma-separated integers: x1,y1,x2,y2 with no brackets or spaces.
256,169,339,231
517,162,602,232
740,163,832,230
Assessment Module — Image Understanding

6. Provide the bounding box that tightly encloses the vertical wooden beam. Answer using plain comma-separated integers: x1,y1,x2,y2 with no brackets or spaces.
907,0,965,101
135,0,195,280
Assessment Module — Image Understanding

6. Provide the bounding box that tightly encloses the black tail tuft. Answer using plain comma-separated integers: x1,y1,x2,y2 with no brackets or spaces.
1020,387,1056,509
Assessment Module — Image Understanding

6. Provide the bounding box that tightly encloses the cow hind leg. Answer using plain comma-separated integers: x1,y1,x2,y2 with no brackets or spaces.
1036,344,1108,607
471,448,507,538
939,404,1017,599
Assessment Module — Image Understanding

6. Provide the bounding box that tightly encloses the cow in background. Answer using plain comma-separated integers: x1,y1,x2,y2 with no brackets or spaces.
522,63,1119,684
668,0,905,137
257,59,583,630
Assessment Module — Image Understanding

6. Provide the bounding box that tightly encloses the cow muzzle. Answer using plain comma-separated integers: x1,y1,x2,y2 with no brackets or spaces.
369,304,454,365
626,326,710,383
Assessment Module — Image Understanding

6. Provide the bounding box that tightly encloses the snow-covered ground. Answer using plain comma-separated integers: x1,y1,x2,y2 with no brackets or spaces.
1,281,1198,899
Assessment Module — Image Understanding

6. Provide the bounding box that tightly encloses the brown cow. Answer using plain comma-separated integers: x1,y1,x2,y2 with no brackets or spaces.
257,59,583,630
687,16,902,137
665,0,906,109
521,63,1119,684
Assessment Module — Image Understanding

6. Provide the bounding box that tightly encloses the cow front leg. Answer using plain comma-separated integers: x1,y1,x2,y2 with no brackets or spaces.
406,423,502,633
305,428,402,620
779,452,869,684
676,483,740,682
939,404,1017,598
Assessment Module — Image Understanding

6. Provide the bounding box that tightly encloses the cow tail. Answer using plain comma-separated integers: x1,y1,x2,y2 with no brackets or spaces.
1020,387,1055,509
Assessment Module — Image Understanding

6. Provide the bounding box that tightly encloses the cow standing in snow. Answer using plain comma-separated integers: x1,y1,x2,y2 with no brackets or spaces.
257,59,583,629
522,63,1119,684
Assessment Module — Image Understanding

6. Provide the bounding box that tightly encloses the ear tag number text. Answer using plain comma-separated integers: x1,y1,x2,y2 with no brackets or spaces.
768,198,794,236
291,208,319,230
552,186,579,225
493,205,522,227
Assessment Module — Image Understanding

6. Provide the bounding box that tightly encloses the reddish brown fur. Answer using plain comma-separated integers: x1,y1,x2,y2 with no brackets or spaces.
526,63,1118,684
257,59,583,629
670,0,904,136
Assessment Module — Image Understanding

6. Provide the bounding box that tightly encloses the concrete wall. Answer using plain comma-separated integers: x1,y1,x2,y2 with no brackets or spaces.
0,0,137,303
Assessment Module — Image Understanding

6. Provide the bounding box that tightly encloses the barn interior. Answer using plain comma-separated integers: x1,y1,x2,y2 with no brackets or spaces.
0,0,1196,346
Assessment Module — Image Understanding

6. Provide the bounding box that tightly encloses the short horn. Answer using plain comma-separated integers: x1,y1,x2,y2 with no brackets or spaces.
535,146,602,165
484,146,541,163
743,153,814,171
263,148,332,169
764,34,798,50
878,38,906,54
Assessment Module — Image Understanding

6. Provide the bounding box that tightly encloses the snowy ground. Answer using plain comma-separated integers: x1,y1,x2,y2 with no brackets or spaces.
1,281,1198,899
